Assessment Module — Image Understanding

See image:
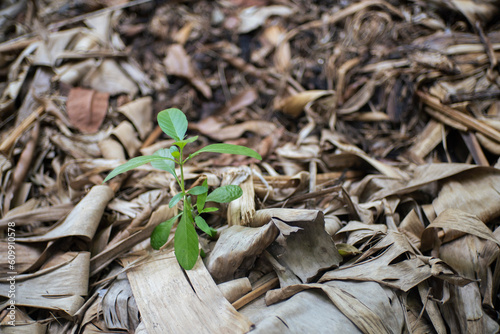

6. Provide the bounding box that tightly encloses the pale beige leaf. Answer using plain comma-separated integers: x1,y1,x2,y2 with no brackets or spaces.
195,117,277,141
227,168,255,226
0,252,89,317
276,90,334,118
83,59,138,96
117,97,153,140
218,278,252,303
217,88,258,116
238,6,295,33
432,171,500,223
111,121,142,158
0,203,74,228
18,185,114,242
127,250,253,333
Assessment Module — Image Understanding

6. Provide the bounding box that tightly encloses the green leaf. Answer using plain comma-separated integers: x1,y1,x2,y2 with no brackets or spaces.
194,216,215,236
169,192,184,208
174,136,199,150
201,207,219,213
103,155,171,183
174,213,199,270
191,144,262,160
151,147,178,178
206,185,243,203
150,214,181,250
157,108,188,141
187,185,208,195
196,179,208,212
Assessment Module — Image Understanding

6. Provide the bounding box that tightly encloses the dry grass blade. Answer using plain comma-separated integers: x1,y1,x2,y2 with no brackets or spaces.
417,90,500,143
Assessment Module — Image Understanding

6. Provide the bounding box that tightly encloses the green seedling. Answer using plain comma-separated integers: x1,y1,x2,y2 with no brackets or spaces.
103,108,262,270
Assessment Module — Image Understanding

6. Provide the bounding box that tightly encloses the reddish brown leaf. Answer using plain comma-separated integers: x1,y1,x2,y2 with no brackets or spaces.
66,87,109,134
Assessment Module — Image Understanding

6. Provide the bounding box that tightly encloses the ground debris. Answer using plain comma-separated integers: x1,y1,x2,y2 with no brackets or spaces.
1,0,500,333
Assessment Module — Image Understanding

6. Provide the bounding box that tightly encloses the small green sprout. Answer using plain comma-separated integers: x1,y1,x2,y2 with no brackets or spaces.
103,108,262,270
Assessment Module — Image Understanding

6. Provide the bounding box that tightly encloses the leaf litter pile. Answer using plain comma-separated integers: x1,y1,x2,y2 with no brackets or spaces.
1,0,500,332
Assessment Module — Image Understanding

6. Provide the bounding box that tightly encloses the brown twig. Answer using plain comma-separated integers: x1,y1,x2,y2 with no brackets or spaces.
232,276,279,310
417,90,500,143
3,121,40,213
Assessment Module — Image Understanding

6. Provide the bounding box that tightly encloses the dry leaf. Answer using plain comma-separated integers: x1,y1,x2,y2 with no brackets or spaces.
18,185,114,242
127,250,253,333
117,97,153,140
164,44,212,99
216,88,258,116
66,87,109,134
0,252,90,317
238,6,295,33
206,223,278,283
195,117,277,141
83,59,139,96
422,208,500,251
276,90,334,118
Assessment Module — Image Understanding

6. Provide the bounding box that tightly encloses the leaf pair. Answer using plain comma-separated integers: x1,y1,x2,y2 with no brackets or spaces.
103,109,261,184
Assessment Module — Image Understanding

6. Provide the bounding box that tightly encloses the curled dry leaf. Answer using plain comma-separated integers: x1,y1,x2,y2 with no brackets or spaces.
117,97,153,140
195,117,277,141
216,88,258,116
217,278,252,303
18,185,114,243
251,25,286,63
83,59,139,96
276,90,334,118
164,44,212,99
264,209,342,283
237,5,295,34
111,121,142,158
422,208,500,251
102,274,140,331
66,87,109,134
270,26,291,72
206,223,278,283
432,168,500,223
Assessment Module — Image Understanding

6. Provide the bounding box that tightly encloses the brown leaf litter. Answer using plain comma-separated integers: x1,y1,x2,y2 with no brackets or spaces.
1,0,500,333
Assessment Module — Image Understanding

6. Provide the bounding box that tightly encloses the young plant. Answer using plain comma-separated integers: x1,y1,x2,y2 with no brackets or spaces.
103,108,262,270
